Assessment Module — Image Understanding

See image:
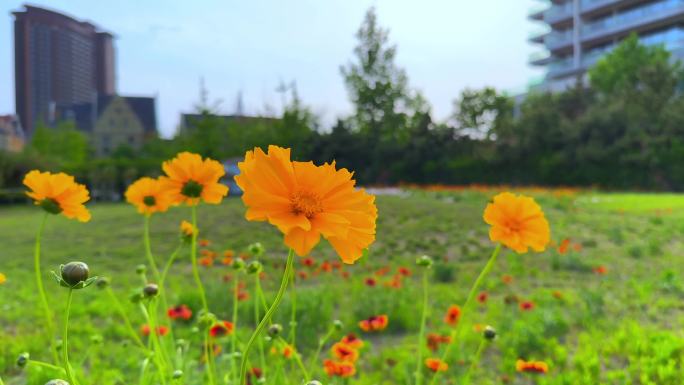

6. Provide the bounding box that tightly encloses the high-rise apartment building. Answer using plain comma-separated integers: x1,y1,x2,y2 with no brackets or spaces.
13,5,115,135
529,0,684,91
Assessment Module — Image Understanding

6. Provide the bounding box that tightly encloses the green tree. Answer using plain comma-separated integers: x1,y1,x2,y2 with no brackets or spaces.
452,87,513,139
29,121,90,169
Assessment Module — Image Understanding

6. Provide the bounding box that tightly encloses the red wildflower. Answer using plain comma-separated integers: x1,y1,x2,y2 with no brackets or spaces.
297,271,309,280
477,291,488,304
320,261,333,272
141,325,168,336
501,274,513,284
374,266,390,277
516,359,548,373
444,305,461,326
425,358,448,372
340,271,350,279
557,238,570,254
427,333,451,351
358,315,388,332
331,342,359,362
364,277,377,287
223,249,235,258
323,360,356,377
167,305,193,321
209,321,234,337
302,257,315,267
199,256,214,267
340,333,364,349
398,267,412,277
332,261,343,270
222,256,233,265
593,265,608,275
519,301,535,311
199,239,211,247
552,290,563,300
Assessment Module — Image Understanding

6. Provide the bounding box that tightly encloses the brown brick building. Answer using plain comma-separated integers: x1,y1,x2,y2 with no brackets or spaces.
13,5,116,135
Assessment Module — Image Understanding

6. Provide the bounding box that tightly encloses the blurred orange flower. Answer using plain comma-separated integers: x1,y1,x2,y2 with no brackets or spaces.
209,321,234,337
324,359,356,377
125,177,173,215
516,359,548,373
235,145,377,264
340,333,364,349
593,265,608,275
141,325,168,336
160,152,228,206
23,170,91,222
359,315,388,332
444,305,461,326
331,342,359,362
425,358,448,372
199,256,213,267
483,192,550,253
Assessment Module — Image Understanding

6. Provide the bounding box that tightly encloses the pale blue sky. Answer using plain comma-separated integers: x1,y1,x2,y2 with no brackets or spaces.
1,0,543,137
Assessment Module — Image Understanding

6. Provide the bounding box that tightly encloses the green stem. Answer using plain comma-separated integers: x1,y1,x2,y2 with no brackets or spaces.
205,332,217,385
140,302,168,385
231,275,240,382
106,287,147,350
144,216,176,348
190,206,209,311
277,336,310,381
160,244,183,290
239,249,295,385
462,339,487,385
415,268,429,385
255,274,266,374
63,289,78,385
428,243,502,385
34,213,58,364
289,266,297,346
307,326,334,375
28,360,66,373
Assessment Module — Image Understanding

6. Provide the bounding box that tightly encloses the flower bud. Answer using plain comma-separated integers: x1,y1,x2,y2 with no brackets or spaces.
45,380,69,385
143,283,159,298
198,311,217,328
483,325,496,340
61,262,89,287
248,242,265,256
172,370,183,379
333,320,343,331
246,261,262,275
95,277,110,289
135,264,147,275
268,323,283,337
416,255,433,267
232,258,246,271
16,352,29,368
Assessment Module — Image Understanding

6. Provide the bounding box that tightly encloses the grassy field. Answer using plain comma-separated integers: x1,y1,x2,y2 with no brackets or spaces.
2,189,684,384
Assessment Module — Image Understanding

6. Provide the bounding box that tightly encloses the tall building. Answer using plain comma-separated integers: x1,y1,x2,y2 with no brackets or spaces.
529,0,684,92
13,5,115,135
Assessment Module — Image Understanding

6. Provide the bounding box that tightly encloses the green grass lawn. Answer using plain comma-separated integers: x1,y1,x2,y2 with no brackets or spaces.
2,190,684,385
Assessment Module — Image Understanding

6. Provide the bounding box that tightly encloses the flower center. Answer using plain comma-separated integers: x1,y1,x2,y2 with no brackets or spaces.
181,180,203,198
39,198,62,215
291,190,323,218
143,195,156,206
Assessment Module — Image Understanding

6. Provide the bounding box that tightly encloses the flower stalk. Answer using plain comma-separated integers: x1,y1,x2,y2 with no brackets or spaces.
239,249,296,385
34,213,59,364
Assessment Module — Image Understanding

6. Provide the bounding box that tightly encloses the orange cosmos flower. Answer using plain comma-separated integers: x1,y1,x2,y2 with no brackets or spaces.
331,342,359,362
323,360,356,377
209,321,234,337
125,177,172,215
0,273,6,285
444,305,461,326
483,192,550,253
516,359,548,373
160,152,228,205
340,333,364,349
235,145,377,264
425,358,448,372
23,170,91,222
359,315,388,332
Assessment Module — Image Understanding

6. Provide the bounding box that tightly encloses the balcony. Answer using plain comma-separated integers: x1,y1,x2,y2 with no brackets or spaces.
544,2,574,24
528,4,547,20
528,27,551,43
581,0,625,14
582,0,684,43
547,56,578,78
529,51,552,65
545,29,575,50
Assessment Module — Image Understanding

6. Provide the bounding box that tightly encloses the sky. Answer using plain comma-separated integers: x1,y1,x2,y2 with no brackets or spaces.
1,0,543,137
